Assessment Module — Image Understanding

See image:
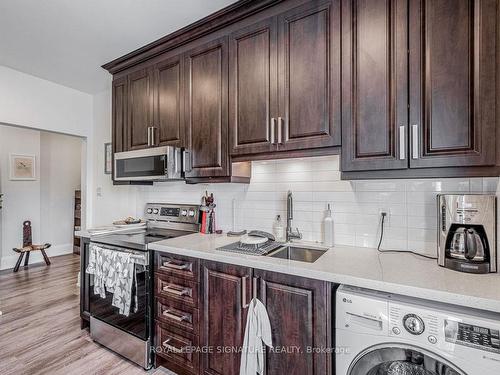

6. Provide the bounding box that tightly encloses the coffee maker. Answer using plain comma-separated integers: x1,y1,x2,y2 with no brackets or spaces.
438,194,496,274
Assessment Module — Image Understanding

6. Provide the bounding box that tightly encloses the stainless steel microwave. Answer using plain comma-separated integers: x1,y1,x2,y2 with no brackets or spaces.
114,146,183,181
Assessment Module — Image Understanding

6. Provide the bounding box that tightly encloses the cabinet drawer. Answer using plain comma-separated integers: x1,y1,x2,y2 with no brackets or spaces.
156,252,199,281
155,322,199,374
156,274,198,307
156,296,199,333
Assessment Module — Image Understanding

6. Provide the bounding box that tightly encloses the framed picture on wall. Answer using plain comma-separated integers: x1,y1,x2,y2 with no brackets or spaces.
104,142,112,175
9,154,36,181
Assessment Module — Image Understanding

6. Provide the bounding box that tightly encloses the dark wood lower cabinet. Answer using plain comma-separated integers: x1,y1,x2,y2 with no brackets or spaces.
154,254,333,375
200,260,252,375
254,269,332,375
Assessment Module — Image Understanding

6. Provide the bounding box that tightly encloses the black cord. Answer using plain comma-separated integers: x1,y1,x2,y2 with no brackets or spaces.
377,213,437,260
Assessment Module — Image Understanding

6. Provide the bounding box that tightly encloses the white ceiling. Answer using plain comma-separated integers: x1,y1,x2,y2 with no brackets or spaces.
0,0,236,94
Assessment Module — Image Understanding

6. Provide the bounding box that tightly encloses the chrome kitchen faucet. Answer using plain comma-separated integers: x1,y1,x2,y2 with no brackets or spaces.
286,191,302,242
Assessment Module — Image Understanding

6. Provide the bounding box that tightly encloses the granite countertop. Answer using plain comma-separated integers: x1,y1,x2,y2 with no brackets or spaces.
149,232,500,314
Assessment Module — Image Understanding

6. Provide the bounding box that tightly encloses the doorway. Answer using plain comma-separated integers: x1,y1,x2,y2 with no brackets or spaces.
0,124,84,270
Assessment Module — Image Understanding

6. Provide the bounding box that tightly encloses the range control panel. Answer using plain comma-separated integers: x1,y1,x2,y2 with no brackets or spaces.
145,203,200,224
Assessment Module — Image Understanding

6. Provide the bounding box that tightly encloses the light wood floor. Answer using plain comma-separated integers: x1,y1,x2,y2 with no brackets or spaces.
0,254,172,375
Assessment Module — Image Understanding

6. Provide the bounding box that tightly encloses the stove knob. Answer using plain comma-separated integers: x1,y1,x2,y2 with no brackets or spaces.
188,210,195,217
181,210,188,216
403,314,425,335
147,208,153,214
153,208,159,214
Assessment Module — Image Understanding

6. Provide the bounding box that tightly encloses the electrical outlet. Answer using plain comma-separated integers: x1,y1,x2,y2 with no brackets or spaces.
379,208,391,225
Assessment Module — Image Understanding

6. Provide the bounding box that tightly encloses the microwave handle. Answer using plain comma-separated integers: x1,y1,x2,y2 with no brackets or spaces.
183,151,192,173
174,149,179,174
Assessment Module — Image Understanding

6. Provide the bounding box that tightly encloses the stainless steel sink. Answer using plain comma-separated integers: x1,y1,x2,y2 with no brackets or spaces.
266,245,328,263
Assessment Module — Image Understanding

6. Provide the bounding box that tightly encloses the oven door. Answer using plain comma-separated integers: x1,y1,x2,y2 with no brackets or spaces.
114,146,182,181
88,246,150,340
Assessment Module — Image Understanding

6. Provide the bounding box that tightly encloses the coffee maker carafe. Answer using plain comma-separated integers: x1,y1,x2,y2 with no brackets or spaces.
438,194,496,274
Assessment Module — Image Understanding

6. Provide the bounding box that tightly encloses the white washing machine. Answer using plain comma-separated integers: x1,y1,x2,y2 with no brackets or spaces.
336,285,500,375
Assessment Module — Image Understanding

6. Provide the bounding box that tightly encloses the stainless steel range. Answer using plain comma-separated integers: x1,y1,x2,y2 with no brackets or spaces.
87,203,200,369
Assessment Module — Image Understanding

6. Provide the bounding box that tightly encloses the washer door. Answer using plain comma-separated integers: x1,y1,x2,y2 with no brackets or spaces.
348,344,466,375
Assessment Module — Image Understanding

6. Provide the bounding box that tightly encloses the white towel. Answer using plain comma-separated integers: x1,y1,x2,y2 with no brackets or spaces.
240,298,273,375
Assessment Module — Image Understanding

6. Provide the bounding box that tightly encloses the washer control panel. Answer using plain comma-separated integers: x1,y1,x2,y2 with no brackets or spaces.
445,320,500,354
389,304,440,345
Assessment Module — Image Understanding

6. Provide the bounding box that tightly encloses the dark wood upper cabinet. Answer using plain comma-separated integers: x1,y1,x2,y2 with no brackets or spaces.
254,270,332,375
184,37,230,178
229,17,278,156
277,0,341,151
112,77,127,154
341,0,409,172
200,260,252,375
153,55,185,147
127,68,154,150
409,0,497,168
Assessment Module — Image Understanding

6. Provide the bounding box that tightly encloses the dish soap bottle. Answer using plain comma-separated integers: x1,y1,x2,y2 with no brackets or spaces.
324,204,334,247
273,215,284,242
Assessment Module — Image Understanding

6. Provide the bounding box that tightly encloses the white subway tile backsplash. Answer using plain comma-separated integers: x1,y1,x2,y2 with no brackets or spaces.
132,155,499,255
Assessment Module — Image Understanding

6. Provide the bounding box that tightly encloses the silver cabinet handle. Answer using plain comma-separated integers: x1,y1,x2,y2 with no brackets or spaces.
399,126,406,160
162,338,183,353
162,260,190,271
270,118,276,144
242,276,250,309
183,151,192,173
277,117,283,144
150,126,157,147
162,284,190,297
163,309,191,323
412,124,419,159
147,127,151,147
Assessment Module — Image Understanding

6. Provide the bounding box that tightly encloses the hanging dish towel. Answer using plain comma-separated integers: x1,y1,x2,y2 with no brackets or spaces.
240,298,273,375
86,244,147,317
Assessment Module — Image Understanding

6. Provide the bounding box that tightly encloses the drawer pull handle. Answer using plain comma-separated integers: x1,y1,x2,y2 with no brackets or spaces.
162,260,190,271
163,284,190,297
162,338,183,353
163,309,191,323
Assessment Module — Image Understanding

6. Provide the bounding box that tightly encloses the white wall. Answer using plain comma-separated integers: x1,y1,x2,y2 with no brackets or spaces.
0,126,41,268
91,88,137,227
0,126,82,269
40,132,82,252
0,65,92,137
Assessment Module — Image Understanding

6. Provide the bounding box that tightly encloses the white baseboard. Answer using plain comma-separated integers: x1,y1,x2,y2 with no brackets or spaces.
0,243,74,270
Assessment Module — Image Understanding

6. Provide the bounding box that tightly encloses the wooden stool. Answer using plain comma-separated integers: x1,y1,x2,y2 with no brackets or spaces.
12,221,51,272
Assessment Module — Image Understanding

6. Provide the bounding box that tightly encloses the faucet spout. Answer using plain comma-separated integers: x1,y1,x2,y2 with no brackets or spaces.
286,191,302,242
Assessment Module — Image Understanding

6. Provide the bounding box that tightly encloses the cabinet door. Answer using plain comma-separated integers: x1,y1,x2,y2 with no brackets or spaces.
254,270,331,375
127,68,154,150
200,260,252,375
409,0,497,168
341,0,409,172
153,55,184,147
229,17,278,156
185,37,229,178
112,76,128,154
277,0,341,151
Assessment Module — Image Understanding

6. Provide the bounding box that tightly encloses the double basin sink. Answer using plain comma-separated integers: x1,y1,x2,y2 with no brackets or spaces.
265,244,328,263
